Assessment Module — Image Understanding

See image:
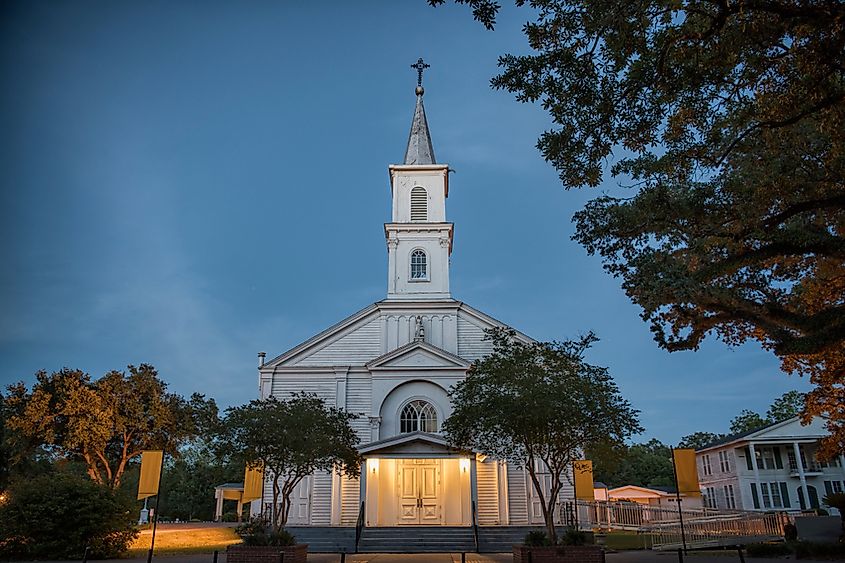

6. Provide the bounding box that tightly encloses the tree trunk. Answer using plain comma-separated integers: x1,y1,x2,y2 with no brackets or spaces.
526,458,558,545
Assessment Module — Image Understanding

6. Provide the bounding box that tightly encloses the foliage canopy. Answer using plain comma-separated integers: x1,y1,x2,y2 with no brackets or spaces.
220,393,361,531
0,472,138,559
4,365,215,488
444,328,641,543
432,0,845,456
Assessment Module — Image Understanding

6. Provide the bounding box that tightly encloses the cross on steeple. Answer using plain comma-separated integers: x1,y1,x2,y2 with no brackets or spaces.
411,58,430,88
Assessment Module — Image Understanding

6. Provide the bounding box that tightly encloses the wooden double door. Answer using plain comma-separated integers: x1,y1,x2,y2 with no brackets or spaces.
397,459,442,525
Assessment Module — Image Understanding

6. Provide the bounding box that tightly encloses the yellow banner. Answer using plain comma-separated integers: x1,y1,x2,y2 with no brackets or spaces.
242,463,264,503
573,460,594,500
673,448,701,497
137,450,163,500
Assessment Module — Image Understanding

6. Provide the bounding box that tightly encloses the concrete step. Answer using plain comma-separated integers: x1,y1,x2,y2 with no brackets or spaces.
358,526,475,553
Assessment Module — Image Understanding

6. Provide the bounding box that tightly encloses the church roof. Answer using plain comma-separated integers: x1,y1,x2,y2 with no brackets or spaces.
403,89,436,165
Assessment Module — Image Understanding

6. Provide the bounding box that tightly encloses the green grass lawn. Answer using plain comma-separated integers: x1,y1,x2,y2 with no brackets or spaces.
128,525,242,556
601,531,653,550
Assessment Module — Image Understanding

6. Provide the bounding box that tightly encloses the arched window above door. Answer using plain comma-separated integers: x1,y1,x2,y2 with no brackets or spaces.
400,400,438,433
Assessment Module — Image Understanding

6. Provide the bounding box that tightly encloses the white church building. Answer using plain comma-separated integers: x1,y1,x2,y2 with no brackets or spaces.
254,74,572,551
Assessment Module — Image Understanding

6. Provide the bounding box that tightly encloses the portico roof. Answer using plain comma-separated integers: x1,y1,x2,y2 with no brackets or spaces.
358,431,468,457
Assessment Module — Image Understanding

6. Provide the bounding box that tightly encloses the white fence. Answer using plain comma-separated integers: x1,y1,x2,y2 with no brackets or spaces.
564,500,787,550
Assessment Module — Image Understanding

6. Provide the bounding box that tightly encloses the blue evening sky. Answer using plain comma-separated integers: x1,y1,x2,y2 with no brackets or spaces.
0,1,810,444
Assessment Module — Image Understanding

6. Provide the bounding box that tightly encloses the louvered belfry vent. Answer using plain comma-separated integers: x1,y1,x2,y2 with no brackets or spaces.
411,186,427,221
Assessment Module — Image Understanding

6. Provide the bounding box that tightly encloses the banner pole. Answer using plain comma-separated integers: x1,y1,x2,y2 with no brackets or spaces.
147,453,165,563
572,464,579,530
671,447,688,553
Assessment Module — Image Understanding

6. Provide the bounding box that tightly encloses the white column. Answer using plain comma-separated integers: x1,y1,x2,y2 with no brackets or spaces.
214,490,224,522
748,443,764,510
387,238,398,296
330,469,342,526
498,460,509,525
369,416,381,442
793,442,809,509
236,498,243,522
470,457,478,525
360,460,370,525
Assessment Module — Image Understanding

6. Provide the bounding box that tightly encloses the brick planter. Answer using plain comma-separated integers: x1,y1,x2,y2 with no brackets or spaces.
513,544,605,563
226,544,308,563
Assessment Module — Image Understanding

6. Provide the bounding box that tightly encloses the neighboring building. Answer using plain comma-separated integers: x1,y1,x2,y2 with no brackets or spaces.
605,485,703,509
253,80,572,529
696,416,845,514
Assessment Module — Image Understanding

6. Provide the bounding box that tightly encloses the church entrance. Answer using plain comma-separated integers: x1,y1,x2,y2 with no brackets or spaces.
397,459,442,525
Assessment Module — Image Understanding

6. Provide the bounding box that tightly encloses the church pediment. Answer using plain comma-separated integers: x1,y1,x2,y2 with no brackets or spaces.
359,431,464,456
367,341,470,371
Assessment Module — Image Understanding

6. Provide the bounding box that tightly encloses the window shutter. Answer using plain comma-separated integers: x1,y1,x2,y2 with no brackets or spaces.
780,482,791,508
410,187,427,221
825,481,834,497
744,447,753,471
773,447,783,469
750,483,760,509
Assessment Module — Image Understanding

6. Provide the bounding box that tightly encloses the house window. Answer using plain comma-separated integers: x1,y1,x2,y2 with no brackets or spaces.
704,486,717,508
724,484,737,509
400,400,438,433
719,451,731,472
702,455,712,476
760,482,772,509
410,186,427,221
410,249,427,280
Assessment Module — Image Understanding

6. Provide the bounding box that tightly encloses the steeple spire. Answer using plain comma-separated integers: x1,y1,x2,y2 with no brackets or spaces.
404,58,436,165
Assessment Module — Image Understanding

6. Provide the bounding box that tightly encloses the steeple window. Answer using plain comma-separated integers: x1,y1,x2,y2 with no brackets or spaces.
410,249,427,280
410,187,428,221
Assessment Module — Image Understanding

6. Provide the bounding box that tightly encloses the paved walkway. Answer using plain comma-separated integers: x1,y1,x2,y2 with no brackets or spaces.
72,550,834,563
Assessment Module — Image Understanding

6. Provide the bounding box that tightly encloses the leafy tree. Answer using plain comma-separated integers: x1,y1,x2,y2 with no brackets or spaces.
679,432,724,450
444,328,642,543
221,393,361,531
159,441,242,521
593,439,674,489
4,365,215,488
432,0,845,455
729,409,770,434
766,390,806,423
0,472,138,559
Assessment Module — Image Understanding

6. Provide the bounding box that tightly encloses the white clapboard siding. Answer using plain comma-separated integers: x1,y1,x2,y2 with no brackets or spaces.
476,460,500,524
346,375,372,415
310,470,333,525
271,374,335,400
293,319,381,366
457,314,494,361
506,462,529,524
341,474,361,525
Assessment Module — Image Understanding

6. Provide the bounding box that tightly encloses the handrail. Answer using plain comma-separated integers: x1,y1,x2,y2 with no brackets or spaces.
471,500,479,552
354,501,365,553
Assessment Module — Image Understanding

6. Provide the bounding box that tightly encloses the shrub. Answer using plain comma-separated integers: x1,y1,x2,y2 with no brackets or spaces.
745,542,792,558
783,522,798,541
235,517,296,546
0,473,138,559
793,541,845,559
524,530,551,546
560,527,587,546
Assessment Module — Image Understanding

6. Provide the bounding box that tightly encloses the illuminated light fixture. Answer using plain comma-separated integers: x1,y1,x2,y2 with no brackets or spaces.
369,458,379,474
460,458,470,473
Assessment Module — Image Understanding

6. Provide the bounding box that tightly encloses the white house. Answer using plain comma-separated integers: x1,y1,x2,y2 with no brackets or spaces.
253,79,573,545
696,416,845,514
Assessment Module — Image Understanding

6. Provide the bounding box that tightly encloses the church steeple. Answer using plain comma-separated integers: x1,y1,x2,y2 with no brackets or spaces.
404,58,435,165
384,60,453,301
